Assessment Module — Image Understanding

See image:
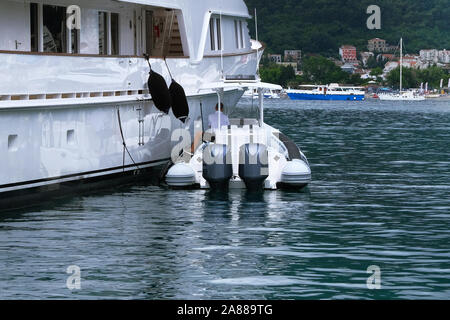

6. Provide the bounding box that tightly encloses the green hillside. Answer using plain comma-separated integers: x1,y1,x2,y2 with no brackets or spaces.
244,0,450,56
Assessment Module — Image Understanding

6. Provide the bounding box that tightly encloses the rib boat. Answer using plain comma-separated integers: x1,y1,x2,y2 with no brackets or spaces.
165,80,311,190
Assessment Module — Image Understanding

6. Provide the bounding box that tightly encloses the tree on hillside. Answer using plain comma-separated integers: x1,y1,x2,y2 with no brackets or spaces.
386,66,450,89
301,56,349,84
370,67,383,77
417,66,449,88
386,67,418,89
259,63,296,87
366,56,387,69
244,0,450,56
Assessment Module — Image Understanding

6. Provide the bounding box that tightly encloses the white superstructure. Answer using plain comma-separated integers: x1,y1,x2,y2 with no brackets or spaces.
0,0,261,209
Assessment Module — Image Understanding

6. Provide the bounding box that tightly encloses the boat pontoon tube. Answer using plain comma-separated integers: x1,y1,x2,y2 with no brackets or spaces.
166,163,196,187
280,159,311,187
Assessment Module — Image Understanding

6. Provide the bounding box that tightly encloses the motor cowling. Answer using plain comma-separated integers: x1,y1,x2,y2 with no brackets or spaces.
203,144,233,189
238,143,269,190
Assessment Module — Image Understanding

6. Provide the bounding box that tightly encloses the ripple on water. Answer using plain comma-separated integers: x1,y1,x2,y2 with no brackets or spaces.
1,99,450,299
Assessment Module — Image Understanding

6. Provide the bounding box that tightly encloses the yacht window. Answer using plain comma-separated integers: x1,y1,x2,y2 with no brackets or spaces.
210,17,222,51
98,12,108,55
216,18,222,51
43,5,67,53
234,20,239,49
234,20,245,49
110,13,119,55
239,20,244,48
30,3,39,52
71,29,80,54
145,10,153,55
99,12,120,55
209,19,215,51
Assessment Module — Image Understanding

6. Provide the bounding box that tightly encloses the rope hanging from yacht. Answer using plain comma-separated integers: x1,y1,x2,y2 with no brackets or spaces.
117,108,140,171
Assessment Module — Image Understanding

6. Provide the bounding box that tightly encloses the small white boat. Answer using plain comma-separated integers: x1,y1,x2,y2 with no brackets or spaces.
242,88,281,99
424,93,441,99
379,90,425,101
378,38,425,102
165,80,311,190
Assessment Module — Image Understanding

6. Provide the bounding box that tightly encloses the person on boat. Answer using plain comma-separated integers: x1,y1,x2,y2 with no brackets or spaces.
190,102,229,153
208,102,229,129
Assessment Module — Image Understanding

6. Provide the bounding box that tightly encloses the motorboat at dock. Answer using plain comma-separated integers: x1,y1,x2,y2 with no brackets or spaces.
165,80,311,190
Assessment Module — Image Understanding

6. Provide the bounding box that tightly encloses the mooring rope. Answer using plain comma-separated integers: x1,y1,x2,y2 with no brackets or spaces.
117,108,140,171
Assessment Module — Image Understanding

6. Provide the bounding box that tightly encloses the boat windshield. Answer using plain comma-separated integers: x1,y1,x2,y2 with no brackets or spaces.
228,101,260,123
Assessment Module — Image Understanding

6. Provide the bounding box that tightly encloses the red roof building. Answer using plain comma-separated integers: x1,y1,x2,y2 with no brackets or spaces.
339,45,357,63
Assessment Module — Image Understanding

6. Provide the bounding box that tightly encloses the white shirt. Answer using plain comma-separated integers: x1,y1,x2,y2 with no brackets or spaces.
208,111,230,129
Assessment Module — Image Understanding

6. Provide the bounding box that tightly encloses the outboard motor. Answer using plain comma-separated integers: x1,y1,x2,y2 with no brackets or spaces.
239,143,269,190
203,144,232,189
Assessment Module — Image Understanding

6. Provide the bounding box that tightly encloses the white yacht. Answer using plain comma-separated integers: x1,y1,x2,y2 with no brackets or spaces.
379,90,425,101
286,84,365,101
242,88,281,99
0,0,261,209
379,38,425,101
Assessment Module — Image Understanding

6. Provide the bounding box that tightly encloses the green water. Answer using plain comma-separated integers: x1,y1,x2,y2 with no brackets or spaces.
0,98,449,299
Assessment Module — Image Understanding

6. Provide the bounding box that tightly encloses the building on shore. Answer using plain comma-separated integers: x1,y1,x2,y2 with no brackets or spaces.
438,50,450,64
284,50,302,63
341,63,356,74
368,38,396,53
420,49,439,64
339,45,357,63
402,55,420,68
383,61,399,74
268,54,282,63
360,51,374,67
368,38,386,52
379,53,396,61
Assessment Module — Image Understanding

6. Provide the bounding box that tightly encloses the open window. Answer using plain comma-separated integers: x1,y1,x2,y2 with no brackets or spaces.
29,3,79,54
143,8,184,57
42,5,66,53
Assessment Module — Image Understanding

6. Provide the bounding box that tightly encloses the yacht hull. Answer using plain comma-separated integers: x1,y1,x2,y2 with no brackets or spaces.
0,90,243,210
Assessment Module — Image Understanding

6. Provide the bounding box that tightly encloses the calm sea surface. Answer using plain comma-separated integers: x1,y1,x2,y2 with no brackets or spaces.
1,98,449,299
